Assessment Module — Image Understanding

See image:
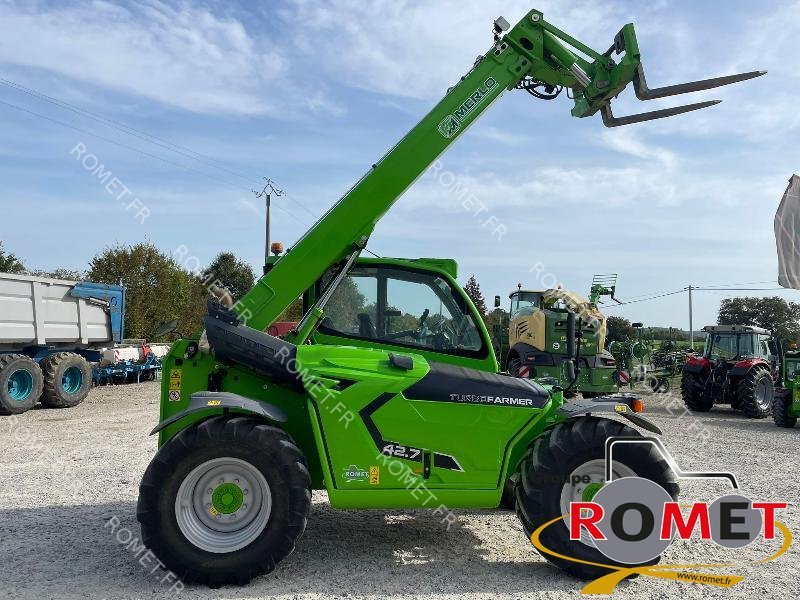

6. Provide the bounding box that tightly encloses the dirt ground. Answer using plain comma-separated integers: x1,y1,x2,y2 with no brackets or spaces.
1,381,798,600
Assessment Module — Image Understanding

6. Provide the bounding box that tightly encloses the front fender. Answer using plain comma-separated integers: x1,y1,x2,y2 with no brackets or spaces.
150,391,288,436
557,395,662,435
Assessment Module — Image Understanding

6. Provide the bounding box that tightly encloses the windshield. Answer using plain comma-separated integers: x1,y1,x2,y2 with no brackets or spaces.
510,292,542,320
705,333,755,360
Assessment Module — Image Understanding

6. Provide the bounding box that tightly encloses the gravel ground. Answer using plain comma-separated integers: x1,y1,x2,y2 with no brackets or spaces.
1,381,799,600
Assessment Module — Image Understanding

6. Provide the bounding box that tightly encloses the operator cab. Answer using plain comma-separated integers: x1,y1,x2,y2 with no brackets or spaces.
701,325,775,362
509,290,545,320
311,258,491,366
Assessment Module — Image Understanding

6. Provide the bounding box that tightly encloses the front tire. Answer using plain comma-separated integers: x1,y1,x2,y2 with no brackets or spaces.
737,367,773,419
0,354,44,415
137,416,311,586
515,417,678,580
772,390,797,428
681,372,712,412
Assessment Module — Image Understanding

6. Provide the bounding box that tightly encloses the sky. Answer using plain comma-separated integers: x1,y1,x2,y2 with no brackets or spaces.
0,0,798,330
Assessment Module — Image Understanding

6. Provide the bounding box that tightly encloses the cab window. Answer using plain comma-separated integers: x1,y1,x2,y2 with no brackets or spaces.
509,292,542,321
319,266,485,356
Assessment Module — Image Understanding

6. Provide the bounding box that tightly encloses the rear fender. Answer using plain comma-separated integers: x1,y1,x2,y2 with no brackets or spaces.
150,391,287,436
729,358,770,377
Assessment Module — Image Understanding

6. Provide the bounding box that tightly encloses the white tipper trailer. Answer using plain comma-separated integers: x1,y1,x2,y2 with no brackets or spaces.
0,272,125,415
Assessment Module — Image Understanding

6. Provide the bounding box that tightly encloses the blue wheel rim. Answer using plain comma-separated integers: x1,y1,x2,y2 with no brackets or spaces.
62,366,83,395
8,369,34,402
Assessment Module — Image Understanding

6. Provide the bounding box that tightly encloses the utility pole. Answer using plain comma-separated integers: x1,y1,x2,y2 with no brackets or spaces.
253,178,284,274
688,285,694,349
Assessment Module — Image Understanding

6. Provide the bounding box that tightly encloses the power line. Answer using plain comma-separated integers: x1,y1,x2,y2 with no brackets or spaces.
0,86,382,258
0,76,326,227
0,76,258,184
0,97,312,229
603,288,687,307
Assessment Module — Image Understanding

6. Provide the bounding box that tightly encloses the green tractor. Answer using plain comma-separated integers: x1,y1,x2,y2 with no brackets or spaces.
136,9,762,586
498,275,620,396
773,348,800,428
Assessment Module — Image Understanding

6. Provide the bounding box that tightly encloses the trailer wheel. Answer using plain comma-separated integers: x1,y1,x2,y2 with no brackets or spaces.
138,415,311,586
736,367,773,419
772,391,797,428
515,417,678,580
40,352,92,408
0,354,44,415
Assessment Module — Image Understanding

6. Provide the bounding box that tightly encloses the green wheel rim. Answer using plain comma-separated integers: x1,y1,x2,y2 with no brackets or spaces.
212,482,245,514
8,368,34,401
61,366,83,395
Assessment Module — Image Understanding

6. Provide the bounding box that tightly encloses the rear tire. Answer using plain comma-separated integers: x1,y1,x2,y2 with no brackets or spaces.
681,372,712,412
0,354,44,415
508,355,522,377
515,417,678,580
772,390,797,428
137,416,311,586
40,352,92,408
736,367,773,419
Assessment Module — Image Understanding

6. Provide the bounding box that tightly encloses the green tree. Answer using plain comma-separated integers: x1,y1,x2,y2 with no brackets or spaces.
0,241,25,273
202,252,256,302
27,267,84,280
606,316,636,343
464,274,487,317
277,297,303,322
718,296,800,341
87,243,206,339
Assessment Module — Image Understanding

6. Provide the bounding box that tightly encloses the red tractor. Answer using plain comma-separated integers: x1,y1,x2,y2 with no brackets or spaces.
681,325,780,418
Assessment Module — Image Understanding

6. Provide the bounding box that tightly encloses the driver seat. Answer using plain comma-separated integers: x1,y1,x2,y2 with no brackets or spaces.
358,313,377,338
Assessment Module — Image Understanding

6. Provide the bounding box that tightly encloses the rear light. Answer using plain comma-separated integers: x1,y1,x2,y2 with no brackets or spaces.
525,354,537,362
604,358,616,366
631,398,644,413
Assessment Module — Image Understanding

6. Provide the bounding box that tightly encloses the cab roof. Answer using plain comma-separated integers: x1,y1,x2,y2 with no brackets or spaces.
702,325,772,335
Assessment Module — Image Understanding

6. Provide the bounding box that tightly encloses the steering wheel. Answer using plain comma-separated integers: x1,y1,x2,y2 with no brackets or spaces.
384,308,432,341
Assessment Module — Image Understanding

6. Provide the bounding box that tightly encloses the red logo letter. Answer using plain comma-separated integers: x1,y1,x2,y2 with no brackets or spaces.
570,502,605,540
660,502,711,540
753,502,787,540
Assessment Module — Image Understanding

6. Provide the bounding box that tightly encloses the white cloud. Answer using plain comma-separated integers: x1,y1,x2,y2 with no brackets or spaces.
0,0,332,116
281,0,624,100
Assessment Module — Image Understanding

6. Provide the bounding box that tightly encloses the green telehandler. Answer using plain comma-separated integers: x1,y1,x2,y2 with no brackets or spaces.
137,9,763,586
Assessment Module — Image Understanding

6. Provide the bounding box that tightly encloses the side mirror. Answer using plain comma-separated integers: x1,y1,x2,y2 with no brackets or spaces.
564,359,576,383
494,295,501,308
153,319,179,339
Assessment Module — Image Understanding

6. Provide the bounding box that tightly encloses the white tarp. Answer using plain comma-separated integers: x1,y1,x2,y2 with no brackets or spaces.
775,174,800,289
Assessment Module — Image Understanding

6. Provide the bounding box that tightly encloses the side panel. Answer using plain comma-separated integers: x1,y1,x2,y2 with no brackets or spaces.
296,346,551,497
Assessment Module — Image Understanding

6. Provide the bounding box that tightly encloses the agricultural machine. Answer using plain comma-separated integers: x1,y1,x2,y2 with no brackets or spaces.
773,348,800,428
681,325,779,418
0,272,125,415
137,9,763,586
498,275,619,396
611,335,692,393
